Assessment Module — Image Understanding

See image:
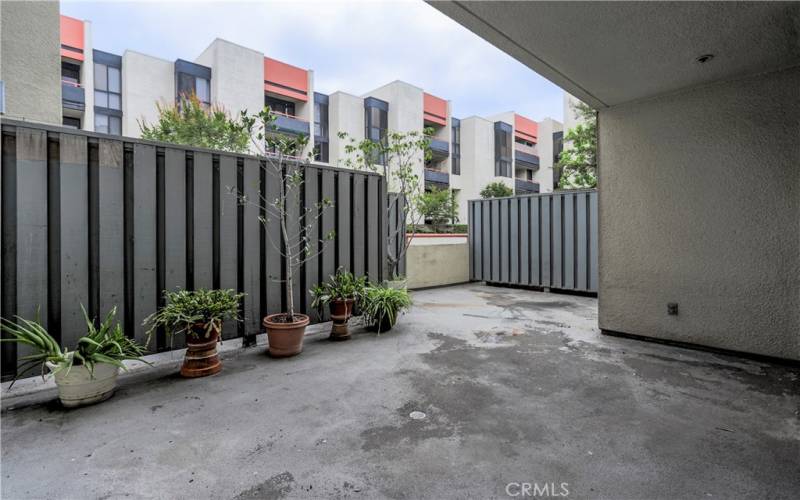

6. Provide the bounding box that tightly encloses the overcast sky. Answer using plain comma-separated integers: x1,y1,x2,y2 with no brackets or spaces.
62,0,564,122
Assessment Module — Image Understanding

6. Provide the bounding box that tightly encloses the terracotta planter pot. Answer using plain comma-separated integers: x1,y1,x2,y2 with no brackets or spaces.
263,313,309,357
329,298,354,341
181,322,222,378
47,361,119,408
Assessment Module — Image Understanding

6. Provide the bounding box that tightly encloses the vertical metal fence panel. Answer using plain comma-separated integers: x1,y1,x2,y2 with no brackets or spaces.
531,197,541,286
552,194,563,289
576,193,588,291
589,191,599,292
563,193,575,290
163,148,186,348
468,190,598,294
303,167,320,321
491,200,500,281
59,134,89,349
132,143,157,345
336,171,351,274
192,152,213,290
366,175,380,282
218,155,239,339
16,128,49,371
510,198,519,284
98,140,125,322
352,174,365,277
242,158,261,335
520,197,529,285
0,120,395,378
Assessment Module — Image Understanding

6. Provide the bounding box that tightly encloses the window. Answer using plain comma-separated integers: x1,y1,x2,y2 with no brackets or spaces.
313,142,329,163
314,101,328,138
177,73,210,106
265,96,295,117
364,99,388,165
451,119,461,175
494,122,512,177
95,113,121,135
62,62,81,85
63,116,81,129
94,63,121,110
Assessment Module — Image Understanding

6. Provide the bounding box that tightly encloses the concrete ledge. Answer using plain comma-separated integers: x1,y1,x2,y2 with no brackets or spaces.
1,321,333,411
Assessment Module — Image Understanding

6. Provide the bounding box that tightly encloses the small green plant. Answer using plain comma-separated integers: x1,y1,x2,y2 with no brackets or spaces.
310,268,368,311
144,289,244,341
480,181,514,199
360,286,412,333
0,306,148,383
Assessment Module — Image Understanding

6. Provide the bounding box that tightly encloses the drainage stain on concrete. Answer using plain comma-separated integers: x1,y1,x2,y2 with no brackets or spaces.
233,471,294,500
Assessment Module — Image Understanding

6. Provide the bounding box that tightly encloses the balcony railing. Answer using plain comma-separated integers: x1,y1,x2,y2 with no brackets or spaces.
515,178,540,194
515,150,540,169
426,137,449,160
425,168,450,187
270,111,310,136
61,81,85,111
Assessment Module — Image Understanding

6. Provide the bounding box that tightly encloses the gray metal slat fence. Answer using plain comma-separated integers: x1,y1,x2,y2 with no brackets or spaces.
468,190,598,294
0,120,398,379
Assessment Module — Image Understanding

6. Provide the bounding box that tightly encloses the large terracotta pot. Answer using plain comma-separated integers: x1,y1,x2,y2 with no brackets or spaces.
47,361,120,408
181,322,222,378
329,299,355,341
263,313,309,357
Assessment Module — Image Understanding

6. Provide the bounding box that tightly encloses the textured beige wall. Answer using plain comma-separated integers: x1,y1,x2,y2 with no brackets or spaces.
598,66,800,360
407,239,470,289
0,0,61,125
121,51,174,137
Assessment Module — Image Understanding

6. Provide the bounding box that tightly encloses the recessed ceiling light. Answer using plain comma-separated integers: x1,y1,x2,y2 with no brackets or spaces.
695,54,715,64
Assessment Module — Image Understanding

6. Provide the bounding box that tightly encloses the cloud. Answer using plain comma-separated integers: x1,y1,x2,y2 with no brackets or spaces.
62,0,564,121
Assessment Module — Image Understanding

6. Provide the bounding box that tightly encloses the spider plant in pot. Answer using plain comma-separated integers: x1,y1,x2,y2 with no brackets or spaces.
0,307,149,408
310,268,368,341
236,107,335,357
361,286,412,333
144,289,243,377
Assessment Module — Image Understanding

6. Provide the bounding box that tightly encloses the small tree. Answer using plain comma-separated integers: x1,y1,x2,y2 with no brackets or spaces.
338,129,432,278
139,94,250,153
480,181,514,199
418,188,458,232
234,108,335,321
557,101,597,189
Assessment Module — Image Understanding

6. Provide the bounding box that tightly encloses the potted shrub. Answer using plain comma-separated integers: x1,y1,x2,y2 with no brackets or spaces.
310,268,367,341
361,286,412,333
0,307,149,408
144,289,243,377
236,108,335,357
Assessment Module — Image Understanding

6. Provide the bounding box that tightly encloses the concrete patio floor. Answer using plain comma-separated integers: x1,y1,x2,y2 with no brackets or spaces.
1,284,798,499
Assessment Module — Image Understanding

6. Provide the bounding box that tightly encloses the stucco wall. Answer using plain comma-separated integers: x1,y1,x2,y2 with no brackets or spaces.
598,66,800,360
0,0,61,125
458,116,513,221
406,237,470,289
328,91,364,168
534,117,562,192
122,51,174,137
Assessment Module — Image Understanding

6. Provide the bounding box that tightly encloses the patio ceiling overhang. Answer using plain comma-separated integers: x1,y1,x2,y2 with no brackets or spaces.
428,1,800,108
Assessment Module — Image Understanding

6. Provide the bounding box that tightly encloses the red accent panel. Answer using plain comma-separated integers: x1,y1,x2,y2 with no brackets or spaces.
60,15,84,61
423,92,447,126
263,57,308,102
514,114,538,143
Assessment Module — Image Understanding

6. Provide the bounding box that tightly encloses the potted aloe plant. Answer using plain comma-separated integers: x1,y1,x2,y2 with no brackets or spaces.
144,289,243,377
0,307,149,408
236,107,335,357
361,286,412,333
310,268,368,341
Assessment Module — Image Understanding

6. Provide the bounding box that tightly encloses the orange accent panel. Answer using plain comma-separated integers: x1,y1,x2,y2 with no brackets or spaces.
514,114,538,142
60,15,84,61
423,92,447,126
263,57,308,102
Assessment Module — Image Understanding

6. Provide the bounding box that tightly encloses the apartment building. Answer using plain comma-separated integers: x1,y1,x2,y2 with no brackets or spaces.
0,10,564,223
